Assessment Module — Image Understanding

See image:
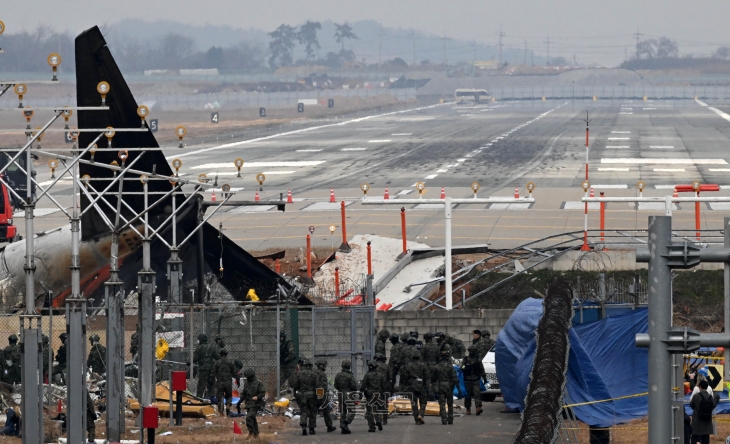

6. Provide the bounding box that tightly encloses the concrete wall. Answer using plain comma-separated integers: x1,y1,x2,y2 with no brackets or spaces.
375,309,514,350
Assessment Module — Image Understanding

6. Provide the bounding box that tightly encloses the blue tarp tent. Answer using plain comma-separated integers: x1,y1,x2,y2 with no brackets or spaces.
496,298,649,427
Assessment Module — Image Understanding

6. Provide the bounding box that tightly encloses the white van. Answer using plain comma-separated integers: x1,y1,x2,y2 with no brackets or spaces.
481,343,500,402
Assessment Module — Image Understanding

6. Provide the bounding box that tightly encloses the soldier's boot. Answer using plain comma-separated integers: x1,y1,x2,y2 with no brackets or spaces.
448,420,453,424
246,432,253,440
416,416,424,425
442,420,447,425
377,422,383,431
301,427,308,436
476,407,483,416
309,428,316,435
327,426,336,433
368,428,376,432
465,408,471,415
226,408,231,417
382,415,388,425
341,424,351,434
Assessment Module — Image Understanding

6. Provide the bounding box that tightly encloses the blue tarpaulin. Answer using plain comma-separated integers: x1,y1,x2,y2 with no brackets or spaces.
496,298,649,427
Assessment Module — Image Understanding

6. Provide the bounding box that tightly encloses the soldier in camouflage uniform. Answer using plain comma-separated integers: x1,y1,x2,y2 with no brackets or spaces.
387,334,401,388
291,360,319,435
334,360,357,434
446,335,466,360
211,349,236,415
315,359,337,432
401,349,430,424
3,335,20,385
240,368,266,439
463,345,487,415
193,334,220,398
432,350,458,424
359,360,385,432
87,334,106,375
279,331,297,384
422,333,440,372
482,330,496,352
375,353,392,425
374,329,390,357
472,330,489,361
41,334,50,383
214,335,225,351
130,324,139,358
53,333,67,385
394,332,411,388
288,357,304,410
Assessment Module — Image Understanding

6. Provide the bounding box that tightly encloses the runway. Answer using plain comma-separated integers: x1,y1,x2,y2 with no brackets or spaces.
23,98,730,251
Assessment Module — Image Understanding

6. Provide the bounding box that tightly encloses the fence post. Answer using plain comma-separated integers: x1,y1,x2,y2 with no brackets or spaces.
339,201,351,252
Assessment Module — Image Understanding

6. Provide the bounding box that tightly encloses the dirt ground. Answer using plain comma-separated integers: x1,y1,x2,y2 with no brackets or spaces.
568,416,730,443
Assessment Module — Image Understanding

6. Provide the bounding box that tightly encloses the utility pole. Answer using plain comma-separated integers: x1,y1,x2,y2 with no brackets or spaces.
524,40,527,65
378,25,382,67
498,25,505,65
137,178,156,428
443,33,447,66
573,54,576,67
472,40,477,76
544,36,551,66
634,28,642,59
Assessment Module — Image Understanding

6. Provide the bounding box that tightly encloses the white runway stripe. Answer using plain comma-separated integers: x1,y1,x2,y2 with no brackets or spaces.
608,137,630,140
597,168,629,171
654,168,685,172
601,158,727,165
605,146,630,149
649,146,675,149
191,161,325,169
296,149,322,152
341,148,367,151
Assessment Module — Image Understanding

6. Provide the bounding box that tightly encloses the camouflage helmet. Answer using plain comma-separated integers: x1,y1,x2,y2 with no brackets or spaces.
400,332,409,342
411,350,421,359
89,334,100,343
482,330,491,337
8,334,17,343
434,332,445,339
341,360,351,368
423,332,433,340
42,334,49,344
389,334,399,343
197,333,208,343
367,360,377,369
375,353,385,361
243,368,255,378
59,333,67,342
467,344,478,353
315,358,327,368
303,359,313,367
409,331,419,339
406,337,416,345
234,360,243,370
377,329,391,340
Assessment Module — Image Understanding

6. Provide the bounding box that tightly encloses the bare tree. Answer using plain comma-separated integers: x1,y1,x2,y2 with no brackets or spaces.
636,39,657,59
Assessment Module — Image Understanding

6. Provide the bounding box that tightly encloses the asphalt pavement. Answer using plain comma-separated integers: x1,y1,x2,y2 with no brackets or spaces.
278,398,521,443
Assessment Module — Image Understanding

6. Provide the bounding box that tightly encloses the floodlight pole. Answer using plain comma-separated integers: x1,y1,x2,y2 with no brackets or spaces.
138,180,156,416
105,159,127,442
362,196,535,310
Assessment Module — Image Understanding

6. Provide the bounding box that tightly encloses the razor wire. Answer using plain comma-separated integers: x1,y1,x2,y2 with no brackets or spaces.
513,278,574,444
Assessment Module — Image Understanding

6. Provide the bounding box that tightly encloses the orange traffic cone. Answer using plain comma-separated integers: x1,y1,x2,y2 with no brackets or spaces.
440,187,445,199
287,189,293,203
211,190,216,202
384,187,390,200
255,191,260,201
514,187,520,198
590,187,595,198
330,188,336,203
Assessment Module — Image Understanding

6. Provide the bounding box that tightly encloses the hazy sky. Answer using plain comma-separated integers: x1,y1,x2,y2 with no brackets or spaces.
3,0,729,65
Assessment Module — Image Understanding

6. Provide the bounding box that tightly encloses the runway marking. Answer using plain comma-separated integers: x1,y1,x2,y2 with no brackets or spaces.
425,174,438,179
563,201,600,210
191,161,326,169
649,146,675,149
643,108,657,110
491,139,499,143
696,99,709,107
437,169,449,173
709,203,730,211
709,168,730,172
608,137,630,140
619,112,633,115
601,158,727,165
206,187,244,193
611,131,631,134
654,168,685,172
592,184,628,189
368,139,392,143
303,201,354,211
489,203,532,210
391,133,412,136
605,146,630,149
397,190,413,195
296,149,322,152
707,107,730,123
171,102,449,159
412,204,445,210
341,148,367,151
597,168,629,172
457,158,466,162
654,185,677,189
228,205,275,213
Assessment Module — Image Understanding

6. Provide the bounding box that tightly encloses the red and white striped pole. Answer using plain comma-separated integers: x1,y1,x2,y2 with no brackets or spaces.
581,113,591,251
306,235,312,279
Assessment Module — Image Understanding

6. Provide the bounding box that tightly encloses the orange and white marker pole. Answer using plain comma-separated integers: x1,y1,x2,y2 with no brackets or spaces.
696,191,701,240
600,192,605,242
330,188,336,203
367,241,373,276
400,207,407,255
581,113,591,251
334,267,340,297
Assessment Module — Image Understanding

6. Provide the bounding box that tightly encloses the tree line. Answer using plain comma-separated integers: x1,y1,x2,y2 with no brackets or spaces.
267,21,358,69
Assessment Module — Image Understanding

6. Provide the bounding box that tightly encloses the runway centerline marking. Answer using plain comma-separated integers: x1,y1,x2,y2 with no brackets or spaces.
601,158,727,165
